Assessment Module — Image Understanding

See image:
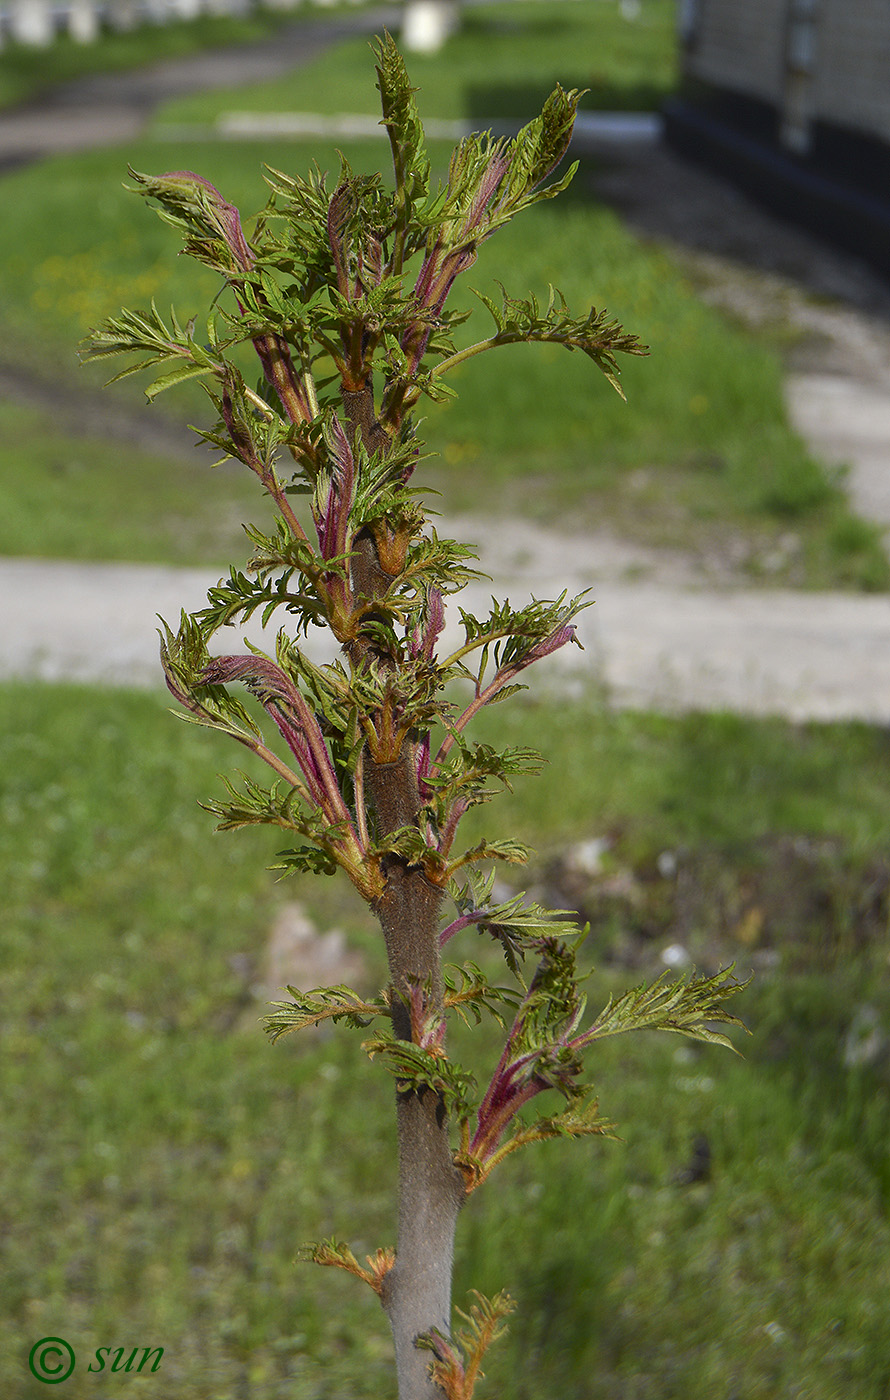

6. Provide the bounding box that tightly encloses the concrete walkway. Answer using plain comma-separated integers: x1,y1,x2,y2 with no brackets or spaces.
0,8,400,170
788,373,890,527
6,523,890,721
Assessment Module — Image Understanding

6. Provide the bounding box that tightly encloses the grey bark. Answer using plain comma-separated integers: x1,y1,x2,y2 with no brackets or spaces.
348,388,465,1400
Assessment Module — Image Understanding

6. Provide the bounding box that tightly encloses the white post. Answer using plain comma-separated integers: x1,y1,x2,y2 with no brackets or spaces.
107,0,141,28
401,0,459,54
9,0,54,46
143,0,171,26
67,0,101,42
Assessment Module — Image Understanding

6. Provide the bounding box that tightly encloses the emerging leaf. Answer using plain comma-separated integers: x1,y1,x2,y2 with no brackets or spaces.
374,32,430,269
301,1239,395,1297
418,1290,516,1400
127,167,255,275
264,985,388,1039
469,284,648,397
364,1033,476,1117
579,967,749,1052
441,871,586,974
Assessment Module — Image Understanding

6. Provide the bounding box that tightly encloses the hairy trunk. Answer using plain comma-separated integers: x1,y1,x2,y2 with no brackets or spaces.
349,384,465,1399
369,761,465,1400
384,1084,464,1398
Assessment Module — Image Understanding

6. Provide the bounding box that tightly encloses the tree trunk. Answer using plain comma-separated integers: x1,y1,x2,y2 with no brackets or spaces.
347,389,465,1399
368,765,465,1400
383,1084,465,1398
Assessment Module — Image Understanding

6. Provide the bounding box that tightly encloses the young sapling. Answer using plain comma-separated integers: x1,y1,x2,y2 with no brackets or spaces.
84,37,745,1399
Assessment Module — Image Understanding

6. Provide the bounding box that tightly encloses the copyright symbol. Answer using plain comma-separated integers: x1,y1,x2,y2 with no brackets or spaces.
28,1337,75,1384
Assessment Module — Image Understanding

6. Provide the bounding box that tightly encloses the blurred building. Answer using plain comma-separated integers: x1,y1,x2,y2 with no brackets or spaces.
665,0,890,276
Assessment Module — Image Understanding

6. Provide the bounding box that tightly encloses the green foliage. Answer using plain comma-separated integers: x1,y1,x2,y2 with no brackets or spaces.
442,868,585,973
82,297,220,398
580,966,749,1051
375,36,431,267
467,283,646,397
364,1032,477,1117
443,963,520,1029
265,984,387,1038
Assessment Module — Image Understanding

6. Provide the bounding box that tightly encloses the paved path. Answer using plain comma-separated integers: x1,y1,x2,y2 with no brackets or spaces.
0,18,659,174
788,373,890,528
7,524,890,721
0,8,399,170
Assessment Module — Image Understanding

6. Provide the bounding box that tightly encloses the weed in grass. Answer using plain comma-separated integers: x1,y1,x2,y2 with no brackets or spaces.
30,242,172,330
824,512,890,592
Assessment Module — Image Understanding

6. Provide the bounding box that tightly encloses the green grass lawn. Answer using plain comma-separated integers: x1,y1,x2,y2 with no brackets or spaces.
0,400,258,564
5,12,890,1397
3,681,890,1397
154,0,679,128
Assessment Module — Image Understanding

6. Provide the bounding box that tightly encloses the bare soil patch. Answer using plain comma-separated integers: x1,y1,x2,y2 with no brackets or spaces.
541,831,890,983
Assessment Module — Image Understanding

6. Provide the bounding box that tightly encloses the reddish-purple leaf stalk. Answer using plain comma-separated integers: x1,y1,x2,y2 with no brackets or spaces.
159,169,315,431
466,972,586,1175
436,797,470,865
216,379,311,546
409,588,446,662
201,655,351,828
314,419,355,562
431,621,579,777
198,653,377,898
162,655,311,798
438,911,488,949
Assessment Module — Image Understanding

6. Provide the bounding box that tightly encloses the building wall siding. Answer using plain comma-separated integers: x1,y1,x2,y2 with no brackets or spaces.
815,0,890,141
688,0,786,106
686,0,890,143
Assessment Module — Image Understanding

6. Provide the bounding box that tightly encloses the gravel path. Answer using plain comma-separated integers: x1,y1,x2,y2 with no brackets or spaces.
4,26,890,720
